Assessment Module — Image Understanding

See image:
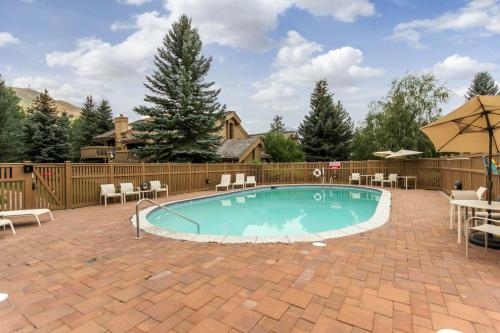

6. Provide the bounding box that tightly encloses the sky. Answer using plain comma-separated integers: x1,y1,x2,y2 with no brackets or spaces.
1,0,500,133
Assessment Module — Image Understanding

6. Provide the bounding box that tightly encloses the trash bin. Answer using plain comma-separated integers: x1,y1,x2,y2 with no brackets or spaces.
454,180,462,190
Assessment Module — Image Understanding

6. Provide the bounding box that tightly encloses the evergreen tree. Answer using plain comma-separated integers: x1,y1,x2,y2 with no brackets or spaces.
298,79,353,161
465,72,499,100
95,99,114,133
270,115,286,132
0,75,25,162
70,96,97,160
133,15,225,162
23,90,71,162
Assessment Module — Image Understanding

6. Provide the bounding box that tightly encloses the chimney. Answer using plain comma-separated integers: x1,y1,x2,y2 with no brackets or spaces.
114,114,129,149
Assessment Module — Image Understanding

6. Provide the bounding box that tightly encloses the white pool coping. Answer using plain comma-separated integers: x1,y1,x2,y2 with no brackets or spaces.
131,184,392,244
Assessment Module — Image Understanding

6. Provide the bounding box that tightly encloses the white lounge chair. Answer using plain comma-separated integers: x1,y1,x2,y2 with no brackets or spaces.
371,173,384,186
216,175,231,191
245,176,257,188
120,183,140,203
466,216,500,258
349,173,361,185
100,184,123,206
150,180,169,199
232,173,245,189
382,174,398,188
0,219,15,234
0,208,53,227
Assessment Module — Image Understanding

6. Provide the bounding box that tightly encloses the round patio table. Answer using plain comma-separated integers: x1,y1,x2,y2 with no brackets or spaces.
450,199,500,244
360,175,373,185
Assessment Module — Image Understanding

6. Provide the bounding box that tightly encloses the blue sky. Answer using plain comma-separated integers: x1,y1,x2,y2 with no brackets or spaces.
1,0,500,133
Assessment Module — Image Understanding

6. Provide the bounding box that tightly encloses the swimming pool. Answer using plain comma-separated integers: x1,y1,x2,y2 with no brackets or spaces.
135,185,391,243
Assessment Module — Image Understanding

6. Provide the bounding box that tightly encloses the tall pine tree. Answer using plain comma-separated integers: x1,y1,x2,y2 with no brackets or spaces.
23,90,71,162
95,99,114,133
298,79,353,161
0,75,25,162
465,72,499,100
133,15,225,162
270,115,286,132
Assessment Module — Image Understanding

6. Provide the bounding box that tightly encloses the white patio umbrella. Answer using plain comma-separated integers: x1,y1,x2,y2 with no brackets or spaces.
385,149,423,159
421,95,500,204
373,150,395,158
385,149,422,176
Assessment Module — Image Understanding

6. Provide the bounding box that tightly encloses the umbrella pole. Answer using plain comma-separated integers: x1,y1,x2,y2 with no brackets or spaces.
488,130,493,205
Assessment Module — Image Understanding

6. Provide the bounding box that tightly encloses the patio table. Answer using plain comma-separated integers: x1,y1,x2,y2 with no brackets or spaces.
360,175,373,185
450,199,500,244
139,189,153,199
398,176,417,190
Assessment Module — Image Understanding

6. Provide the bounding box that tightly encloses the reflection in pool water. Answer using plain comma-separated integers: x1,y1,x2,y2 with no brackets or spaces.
147,186,381,237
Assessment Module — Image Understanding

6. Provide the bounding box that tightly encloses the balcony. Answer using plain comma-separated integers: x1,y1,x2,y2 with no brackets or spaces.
80,146,139,163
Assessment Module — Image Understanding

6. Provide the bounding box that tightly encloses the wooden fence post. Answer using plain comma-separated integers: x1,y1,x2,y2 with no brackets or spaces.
65,161,72,209
110,163,115,184
22,163,34,209
141,162,146,182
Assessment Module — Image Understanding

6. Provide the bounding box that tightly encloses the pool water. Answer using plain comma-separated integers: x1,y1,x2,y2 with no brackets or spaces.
147,186,382,237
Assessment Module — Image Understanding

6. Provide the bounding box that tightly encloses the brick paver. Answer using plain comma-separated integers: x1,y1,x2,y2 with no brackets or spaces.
1,189,500,332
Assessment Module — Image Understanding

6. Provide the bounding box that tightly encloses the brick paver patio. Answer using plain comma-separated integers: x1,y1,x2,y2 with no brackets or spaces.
1,189,500,332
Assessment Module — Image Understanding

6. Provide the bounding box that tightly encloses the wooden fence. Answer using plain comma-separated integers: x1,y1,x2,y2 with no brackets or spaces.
0,156,494,211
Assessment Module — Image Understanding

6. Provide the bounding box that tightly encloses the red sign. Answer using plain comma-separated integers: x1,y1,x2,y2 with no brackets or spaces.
329,162,341,169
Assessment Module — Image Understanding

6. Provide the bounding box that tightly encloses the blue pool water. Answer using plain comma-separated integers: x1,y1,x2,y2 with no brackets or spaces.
147,186,381,237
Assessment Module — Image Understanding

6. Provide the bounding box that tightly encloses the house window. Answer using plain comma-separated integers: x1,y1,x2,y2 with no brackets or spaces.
229,122,234,139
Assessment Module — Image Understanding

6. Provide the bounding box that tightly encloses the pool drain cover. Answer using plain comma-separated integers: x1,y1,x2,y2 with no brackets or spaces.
0,293,8,302
312,242,326,247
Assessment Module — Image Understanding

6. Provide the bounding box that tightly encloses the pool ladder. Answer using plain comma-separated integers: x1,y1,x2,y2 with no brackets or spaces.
135,198,200,239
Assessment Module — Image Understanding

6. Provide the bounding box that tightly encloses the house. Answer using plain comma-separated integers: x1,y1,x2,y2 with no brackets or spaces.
80,111,267,163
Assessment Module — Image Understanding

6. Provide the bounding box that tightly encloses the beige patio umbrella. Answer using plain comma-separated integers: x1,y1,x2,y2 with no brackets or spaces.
421,95,500,204
385,149,422,159
386,150,422,176
373,150,394,158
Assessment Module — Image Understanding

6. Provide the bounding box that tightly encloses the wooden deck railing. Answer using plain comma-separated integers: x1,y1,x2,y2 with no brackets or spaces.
0,156,494,211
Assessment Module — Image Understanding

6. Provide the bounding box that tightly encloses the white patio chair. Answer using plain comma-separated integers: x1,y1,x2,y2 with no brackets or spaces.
245,176,257,188
120,183,140,203
0,208,53,227
465,216,500,258
0,219,15,235
216,174,231,191
349,173,361,185
382,174,398,188
232,173,245,189
371,173,384,186
100,184,123,206
149,180,169,199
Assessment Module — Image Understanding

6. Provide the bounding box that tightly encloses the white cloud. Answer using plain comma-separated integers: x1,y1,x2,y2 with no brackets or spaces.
253,31,383,101
431,54,498,80
0,32,20,47
118,0,151,5
165,0,376,50
252,82,296,101
46,11,170,81
291,0,375,22
390,0,500,49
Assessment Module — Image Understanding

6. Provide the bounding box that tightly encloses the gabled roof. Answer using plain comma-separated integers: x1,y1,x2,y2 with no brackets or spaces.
217,137,263,161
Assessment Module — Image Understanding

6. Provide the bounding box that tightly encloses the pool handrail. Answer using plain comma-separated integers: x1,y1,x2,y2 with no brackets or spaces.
135,198,200,239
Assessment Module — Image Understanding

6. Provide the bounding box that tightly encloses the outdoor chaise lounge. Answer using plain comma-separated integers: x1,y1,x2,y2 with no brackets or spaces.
382,174,398,188
465,216,500,258
245,176,257,188
349,173,361,185
120,183,141,203
216,174,231,191
149,180,169,199
232,173,245,189
0,208,53,227
100,184,123,206
0,219,15,234
371,173,384,186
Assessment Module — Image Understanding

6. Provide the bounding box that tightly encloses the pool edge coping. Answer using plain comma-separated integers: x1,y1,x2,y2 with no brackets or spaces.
131,184,392,244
